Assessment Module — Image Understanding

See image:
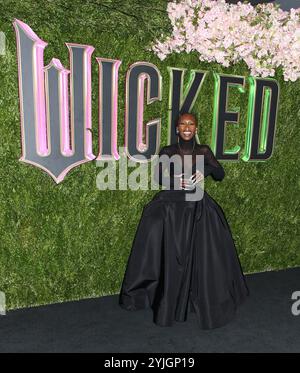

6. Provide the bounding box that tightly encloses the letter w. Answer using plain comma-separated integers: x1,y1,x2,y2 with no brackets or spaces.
13,19,95,183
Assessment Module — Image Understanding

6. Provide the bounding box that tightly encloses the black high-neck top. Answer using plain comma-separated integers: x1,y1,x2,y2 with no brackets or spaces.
177,135,195,153
154,135,225,189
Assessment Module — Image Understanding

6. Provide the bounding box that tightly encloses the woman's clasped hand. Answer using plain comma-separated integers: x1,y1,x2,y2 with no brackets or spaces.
179,170,204,190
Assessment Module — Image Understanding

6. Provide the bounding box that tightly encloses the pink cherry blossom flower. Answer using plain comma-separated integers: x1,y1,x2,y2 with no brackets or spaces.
150,0,300,82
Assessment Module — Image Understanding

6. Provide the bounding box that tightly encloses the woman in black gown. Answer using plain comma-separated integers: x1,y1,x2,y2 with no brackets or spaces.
119,113,249,329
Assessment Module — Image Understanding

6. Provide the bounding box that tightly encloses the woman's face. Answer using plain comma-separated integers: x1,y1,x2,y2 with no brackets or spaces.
177,114,197,141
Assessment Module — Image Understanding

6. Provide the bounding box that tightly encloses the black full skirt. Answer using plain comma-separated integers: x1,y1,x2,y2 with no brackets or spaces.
119,189,249,329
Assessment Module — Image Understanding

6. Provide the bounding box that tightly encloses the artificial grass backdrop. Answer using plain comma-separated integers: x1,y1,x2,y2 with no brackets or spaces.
0,0,299,310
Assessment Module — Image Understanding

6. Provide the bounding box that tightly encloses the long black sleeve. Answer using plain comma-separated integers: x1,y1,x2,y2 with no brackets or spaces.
202,145,225,181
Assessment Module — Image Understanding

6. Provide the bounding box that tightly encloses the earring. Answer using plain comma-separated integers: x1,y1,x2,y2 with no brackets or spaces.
176,128,179,134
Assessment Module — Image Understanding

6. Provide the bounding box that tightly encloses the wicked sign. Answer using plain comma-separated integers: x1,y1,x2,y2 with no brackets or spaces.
13,19,279,184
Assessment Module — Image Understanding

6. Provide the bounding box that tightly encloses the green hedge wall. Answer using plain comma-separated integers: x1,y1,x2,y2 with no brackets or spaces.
0,0,299,310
